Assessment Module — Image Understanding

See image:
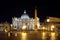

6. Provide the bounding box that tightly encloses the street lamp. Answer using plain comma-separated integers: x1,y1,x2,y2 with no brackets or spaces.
51,25,55,28
51,25,55,31
47,19,50,22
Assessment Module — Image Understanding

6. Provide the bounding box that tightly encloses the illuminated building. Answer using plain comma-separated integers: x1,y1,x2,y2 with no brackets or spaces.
12,8,40,30
45,17,60,31
0,22,10,32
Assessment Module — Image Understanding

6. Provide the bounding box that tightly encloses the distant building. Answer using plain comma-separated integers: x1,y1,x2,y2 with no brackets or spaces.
45,16,60,31
0,22,10,32
12,9,40,31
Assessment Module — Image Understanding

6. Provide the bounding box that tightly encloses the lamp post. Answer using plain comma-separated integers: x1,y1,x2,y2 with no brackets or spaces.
51,25,55,31
47,19,50,22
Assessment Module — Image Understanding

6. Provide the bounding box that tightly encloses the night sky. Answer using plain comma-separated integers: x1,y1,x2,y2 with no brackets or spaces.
0,0,60,23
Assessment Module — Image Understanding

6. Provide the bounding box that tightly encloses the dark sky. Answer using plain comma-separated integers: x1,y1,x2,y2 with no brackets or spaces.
0,0,60,23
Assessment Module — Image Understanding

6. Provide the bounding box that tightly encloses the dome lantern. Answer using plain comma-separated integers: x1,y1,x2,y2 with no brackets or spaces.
21,10,29,19
24,10,26,14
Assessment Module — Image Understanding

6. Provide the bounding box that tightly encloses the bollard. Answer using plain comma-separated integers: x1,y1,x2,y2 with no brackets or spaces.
15,33,17,36
8,32,10,37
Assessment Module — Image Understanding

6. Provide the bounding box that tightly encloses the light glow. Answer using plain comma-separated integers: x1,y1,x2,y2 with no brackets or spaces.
51,25,55,31
50,32,56,40
5,29,7,32
37,22,40,29
21,32,27,40
51,25,55,28
42,27,46,30
22,25,26,30
47,19,50,22
42,32,46,39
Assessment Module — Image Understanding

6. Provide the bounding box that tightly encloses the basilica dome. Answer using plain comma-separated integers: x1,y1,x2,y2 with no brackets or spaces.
21,10,29,19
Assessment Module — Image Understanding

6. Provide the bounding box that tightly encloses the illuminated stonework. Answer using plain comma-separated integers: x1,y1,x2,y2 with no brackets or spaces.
12,9,40,30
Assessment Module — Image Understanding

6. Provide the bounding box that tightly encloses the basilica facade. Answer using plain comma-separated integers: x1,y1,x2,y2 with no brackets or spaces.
12,9,40,31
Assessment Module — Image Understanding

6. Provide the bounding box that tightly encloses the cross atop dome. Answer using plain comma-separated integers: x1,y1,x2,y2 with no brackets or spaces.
21,10,29,19
24,10,26,14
